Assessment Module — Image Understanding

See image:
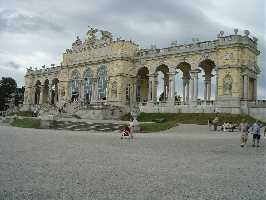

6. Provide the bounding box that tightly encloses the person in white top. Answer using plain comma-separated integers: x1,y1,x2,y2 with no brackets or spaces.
129,118,134,139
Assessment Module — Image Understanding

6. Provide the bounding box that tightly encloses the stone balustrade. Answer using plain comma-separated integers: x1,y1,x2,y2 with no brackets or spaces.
136,34,257,59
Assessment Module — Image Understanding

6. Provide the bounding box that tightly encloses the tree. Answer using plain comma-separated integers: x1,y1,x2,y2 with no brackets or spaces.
0,77,17,110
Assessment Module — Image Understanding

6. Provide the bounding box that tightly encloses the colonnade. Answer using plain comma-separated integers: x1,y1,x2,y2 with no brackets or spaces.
143,70,215,105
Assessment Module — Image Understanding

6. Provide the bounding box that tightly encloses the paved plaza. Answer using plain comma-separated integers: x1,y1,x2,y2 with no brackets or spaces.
0,124,265,200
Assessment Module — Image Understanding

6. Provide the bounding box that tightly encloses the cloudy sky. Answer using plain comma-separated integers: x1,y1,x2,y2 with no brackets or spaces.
0,0,265,98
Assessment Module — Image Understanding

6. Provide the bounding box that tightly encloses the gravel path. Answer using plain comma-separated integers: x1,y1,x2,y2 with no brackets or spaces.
0,125,265,200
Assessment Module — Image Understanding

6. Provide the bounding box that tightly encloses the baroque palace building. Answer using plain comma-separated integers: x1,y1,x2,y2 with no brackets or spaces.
23,27,265,120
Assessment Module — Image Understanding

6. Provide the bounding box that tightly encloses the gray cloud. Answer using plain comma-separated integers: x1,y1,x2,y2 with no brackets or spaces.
0,9,64,33
0,0,264,98
5,61,21,69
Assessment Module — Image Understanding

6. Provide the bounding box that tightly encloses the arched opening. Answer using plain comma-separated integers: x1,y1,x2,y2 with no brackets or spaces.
83,68,93,103
51,78,59,105
198,59,216,101
34,80,41,105
176,62,191,104
136,67,149,102
97,65,108,100
156,65,169,102
71,70,81,102
42,79,49,104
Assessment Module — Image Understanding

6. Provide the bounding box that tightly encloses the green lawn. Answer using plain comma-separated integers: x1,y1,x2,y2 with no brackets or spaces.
137,113,260,132
11,118,41,129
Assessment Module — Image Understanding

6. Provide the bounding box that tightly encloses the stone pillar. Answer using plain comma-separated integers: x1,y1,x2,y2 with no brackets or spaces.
204,74,213,101
182,78,186,104
153,74,158,102
95,78,99,101
48,84,53,104
190,76,194,100
91,78,96,102
207,79,211,101
148,75,153,102
39,85,44,104
132,82,136,104
254,79,257,100
190,69,200,102
243,75,249,100
171,73,176,101
106,79,109,101
186,79,190,103
194,71,199,101
215,70,219,100
204,80,207,101
79,80,83,101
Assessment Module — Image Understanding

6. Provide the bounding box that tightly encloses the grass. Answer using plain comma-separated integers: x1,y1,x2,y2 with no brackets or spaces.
137,113,261,132
11,118,41,129
140,121,178,133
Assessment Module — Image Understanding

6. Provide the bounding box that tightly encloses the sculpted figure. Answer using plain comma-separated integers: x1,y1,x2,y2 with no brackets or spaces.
87,26,98,39
100,30,113,42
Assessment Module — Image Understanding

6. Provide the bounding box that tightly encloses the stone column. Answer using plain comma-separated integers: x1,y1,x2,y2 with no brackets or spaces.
204,80,207,101
95,78,99,101
207,79,211,101
91,78,96,103
79,80,83,101
194,71,200,101
243,75,249,100
190,76,194,101
254,79,257,100
215,70,219,100
106,79,109,101
39,85,44,104
153,74,158,102
182,78,186,104
171,73,176,102
48,84,53,104
132,82,136,104
186,79,190,103
148,75,153,102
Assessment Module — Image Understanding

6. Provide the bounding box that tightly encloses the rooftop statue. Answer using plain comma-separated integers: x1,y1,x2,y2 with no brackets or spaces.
86,26,98,39
100,30,113,43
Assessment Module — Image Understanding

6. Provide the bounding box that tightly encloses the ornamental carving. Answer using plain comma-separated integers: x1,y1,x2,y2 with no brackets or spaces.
223,74,233,96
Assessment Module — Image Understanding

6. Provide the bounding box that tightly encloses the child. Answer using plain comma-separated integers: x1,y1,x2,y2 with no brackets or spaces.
121,126,130,139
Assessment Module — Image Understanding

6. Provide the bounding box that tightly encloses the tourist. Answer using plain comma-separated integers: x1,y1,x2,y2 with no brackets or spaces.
222,121,230,132
129,118,134,139
121,126,130,139
239,119,249,147
252,120,263,147
212,115,219,131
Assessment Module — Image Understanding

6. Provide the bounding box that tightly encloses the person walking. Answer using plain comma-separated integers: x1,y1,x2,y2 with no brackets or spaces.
252,120,262,147
239,119,249,147
129,118,134,139
212,115,219,131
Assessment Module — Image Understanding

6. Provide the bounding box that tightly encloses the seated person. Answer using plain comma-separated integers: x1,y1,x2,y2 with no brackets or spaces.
222,122,232,131
121,126,130,139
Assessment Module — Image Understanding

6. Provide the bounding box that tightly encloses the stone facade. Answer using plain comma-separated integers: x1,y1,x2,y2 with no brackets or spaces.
23,27,265,120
